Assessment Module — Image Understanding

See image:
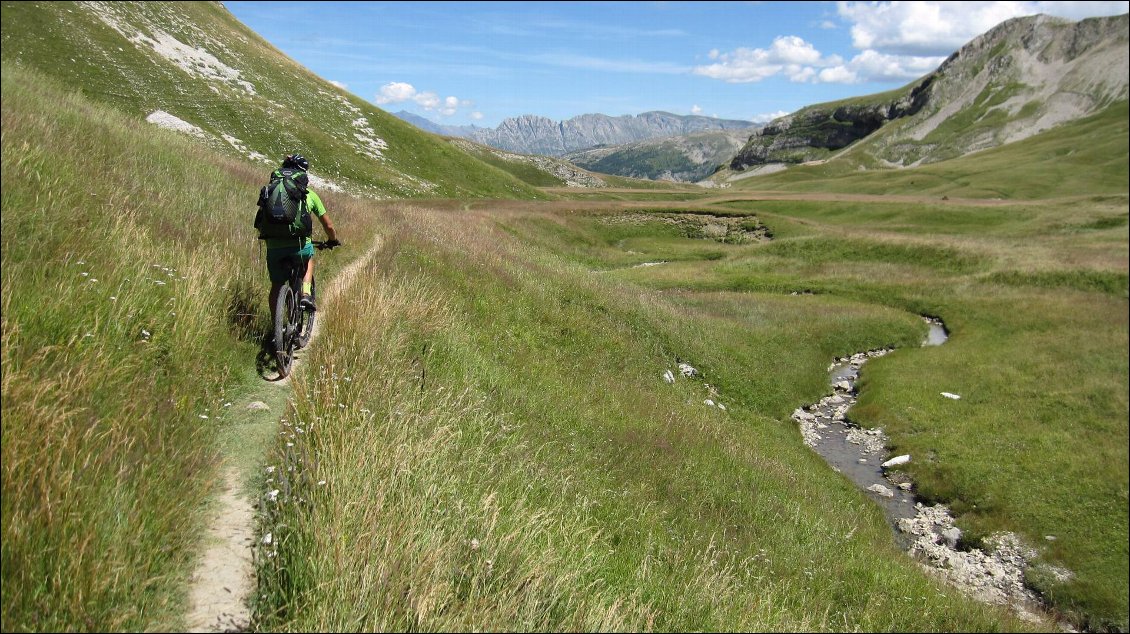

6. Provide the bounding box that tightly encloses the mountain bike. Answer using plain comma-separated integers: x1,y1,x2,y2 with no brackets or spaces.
273,240,339,378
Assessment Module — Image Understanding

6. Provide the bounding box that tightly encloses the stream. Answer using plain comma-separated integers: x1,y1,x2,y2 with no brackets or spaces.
793,318,947,547
791,316,1070,628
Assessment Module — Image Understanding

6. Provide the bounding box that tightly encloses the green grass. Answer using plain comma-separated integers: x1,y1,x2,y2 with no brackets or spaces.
729,101,1129,200
253,205,1039,631
0,1,549,201
2,2,1127,632
0,62,386,631
497,188,1127,630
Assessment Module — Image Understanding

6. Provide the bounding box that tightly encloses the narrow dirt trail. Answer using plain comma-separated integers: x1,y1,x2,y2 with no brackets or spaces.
183,234,383,632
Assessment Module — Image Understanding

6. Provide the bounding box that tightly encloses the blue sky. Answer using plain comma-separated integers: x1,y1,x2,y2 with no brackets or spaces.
225,1,1128,127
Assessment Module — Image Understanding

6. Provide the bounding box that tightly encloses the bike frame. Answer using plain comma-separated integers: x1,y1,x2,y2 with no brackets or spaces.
272,246,320,378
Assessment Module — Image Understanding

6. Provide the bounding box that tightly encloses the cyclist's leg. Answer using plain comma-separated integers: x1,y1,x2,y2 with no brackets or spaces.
295,242,316,310
302,257,315,296
267,245,303,311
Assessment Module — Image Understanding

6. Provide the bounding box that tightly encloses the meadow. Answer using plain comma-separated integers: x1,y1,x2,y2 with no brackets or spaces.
2,60,1126,632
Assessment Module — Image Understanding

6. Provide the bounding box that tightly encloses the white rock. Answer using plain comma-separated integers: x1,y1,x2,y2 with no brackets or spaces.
882,454,911,468
867,484,895,498
941,392,962,400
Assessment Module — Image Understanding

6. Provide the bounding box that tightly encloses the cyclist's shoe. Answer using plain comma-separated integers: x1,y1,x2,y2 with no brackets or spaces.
299,294,317,312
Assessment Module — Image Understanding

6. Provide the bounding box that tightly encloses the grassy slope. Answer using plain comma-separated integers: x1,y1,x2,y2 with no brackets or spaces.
0,63,365,630
724,100,1130,200
0,0,546,200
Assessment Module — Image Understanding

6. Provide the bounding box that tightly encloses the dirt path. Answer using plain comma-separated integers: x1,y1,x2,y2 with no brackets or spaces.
183,235,383,632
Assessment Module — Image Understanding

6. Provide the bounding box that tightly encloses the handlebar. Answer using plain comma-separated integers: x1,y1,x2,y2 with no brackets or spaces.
313,239,341,250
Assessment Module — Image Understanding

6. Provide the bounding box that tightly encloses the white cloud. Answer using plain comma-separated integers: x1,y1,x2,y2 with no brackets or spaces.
414,91,441,109
752,110,791,124
374,81,418,104
470,111,484,120
691,104,703,114
697,1,1128,85
693,35,849,83
375,82,473,117
329,80,348,90
837,1,1130,56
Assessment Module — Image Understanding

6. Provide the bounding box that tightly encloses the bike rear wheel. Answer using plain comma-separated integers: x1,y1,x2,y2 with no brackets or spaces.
296,279,316,350
273,284,298,378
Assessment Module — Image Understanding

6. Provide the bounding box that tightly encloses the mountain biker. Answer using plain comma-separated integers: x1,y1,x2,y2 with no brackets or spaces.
265,153,339,313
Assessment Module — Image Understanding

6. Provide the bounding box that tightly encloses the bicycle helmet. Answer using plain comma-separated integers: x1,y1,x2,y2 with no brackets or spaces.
282,153,310,171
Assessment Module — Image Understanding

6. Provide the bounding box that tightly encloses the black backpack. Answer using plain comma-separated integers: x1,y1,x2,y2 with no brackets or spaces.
255,167,312,240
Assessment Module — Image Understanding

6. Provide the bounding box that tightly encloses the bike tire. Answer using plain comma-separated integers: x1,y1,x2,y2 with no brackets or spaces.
274,284,297,378
296,279,316,350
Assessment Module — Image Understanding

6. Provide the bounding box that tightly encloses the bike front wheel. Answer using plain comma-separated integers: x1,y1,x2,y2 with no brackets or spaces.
273,284,298,378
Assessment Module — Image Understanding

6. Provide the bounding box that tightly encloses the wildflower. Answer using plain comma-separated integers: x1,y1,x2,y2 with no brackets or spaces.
266,489,279,501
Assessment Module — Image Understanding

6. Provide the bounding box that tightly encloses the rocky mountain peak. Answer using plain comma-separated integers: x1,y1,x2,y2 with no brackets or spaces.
729,12,1128,171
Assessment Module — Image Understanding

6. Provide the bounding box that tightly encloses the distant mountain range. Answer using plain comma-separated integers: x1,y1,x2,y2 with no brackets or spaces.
562,128,755,183
393,110,757,158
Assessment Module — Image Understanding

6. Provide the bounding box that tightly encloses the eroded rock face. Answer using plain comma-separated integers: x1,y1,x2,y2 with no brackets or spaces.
730,13,1128,170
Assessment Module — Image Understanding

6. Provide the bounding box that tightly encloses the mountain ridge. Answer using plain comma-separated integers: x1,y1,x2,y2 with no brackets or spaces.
393,109,757,157
725,12,1129,173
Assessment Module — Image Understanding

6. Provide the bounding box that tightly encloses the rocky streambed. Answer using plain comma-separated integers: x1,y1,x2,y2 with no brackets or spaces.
792,317,1072,627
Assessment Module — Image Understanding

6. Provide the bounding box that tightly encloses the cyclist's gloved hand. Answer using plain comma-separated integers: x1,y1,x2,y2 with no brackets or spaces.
325,239,341,249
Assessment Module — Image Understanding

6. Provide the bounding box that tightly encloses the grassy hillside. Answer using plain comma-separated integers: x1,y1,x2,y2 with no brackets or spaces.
721,100,1130,200
0,61,385,630
0,0,547,200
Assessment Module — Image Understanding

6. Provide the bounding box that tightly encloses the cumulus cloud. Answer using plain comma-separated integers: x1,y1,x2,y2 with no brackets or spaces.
695,36,849,83
329,80,348,90
374,81,473,117
375,81,418,104
696,1,1129,85
752,110,791,124
691,104,703,114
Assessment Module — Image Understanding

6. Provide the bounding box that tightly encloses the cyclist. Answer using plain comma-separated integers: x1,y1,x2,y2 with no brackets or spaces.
265,153,340,313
